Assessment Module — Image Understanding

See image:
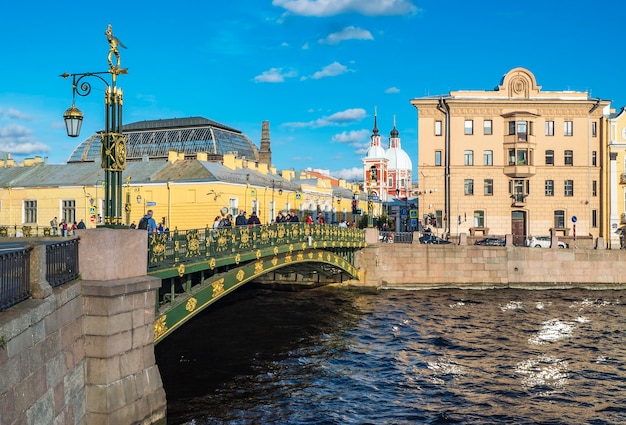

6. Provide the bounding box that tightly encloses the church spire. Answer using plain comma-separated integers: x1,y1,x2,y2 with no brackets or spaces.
390,114,399,138
372,106,379,136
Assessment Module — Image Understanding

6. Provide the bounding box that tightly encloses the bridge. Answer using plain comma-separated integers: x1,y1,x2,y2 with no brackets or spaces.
145,223,366,343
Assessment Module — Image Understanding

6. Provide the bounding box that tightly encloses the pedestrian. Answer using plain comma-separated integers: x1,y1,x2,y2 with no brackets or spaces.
71,221,78,235
305,215,314,224
157,222,164,233
139,209,158,233
50,217,59,236
247,211,261,226
77,219,86,229
235,210,248,226
289,212,299,223
213,216,221,229
60,219,68,237
129,221,136,229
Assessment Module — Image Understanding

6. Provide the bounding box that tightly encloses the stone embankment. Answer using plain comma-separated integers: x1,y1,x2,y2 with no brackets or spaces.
354,232,626,290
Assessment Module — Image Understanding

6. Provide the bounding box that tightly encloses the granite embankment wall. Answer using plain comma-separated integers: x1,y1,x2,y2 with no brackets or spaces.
355,243,626,290
0,230,166,425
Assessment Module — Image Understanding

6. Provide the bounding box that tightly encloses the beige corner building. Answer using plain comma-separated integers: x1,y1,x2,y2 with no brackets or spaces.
411,67,611,245
606,108,626,248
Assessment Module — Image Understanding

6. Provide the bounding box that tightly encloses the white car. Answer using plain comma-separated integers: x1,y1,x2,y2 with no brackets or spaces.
527,236,567,249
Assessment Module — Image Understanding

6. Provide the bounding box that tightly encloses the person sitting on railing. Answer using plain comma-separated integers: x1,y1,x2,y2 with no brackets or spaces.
289,212,300,223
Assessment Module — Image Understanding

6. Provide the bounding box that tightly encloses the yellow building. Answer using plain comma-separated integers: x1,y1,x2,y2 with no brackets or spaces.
410,67,611,245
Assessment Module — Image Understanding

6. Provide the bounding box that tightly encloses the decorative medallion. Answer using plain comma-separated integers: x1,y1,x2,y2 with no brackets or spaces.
212,279,225,298
235,253,241,265
254,260,264,274
272,256,279,266
209,258,216,270
285,254,292,263
273,246,279,255
154,315,168,340
256,249,262,259
185,297,197,312
297,252,304,261
177,263,185,277
288,244,293,253
236,269,245,282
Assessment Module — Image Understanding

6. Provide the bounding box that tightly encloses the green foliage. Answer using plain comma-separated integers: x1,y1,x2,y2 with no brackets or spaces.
0,335,5,349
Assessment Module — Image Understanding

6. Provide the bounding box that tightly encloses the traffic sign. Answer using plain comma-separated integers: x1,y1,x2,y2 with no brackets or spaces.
295,192,301,200
572,216,577,223
146,201,156,206
89,207,95,215
90,215,95,223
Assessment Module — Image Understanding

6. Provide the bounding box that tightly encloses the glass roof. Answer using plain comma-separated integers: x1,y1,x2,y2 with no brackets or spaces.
67,117,259,163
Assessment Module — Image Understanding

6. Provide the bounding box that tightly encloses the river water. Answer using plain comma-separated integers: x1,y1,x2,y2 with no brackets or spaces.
155,286,626,424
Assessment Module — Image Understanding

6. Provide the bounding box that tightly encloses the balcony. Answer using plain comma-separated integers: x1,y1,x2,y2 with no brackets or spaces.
511,193,527,207
504,165,536,178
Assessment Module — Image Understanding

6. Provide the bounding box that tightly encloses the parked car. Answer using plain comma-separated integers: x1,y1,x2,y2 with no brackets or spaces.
526,236,567,248
419,234,452,244
474,237,506,246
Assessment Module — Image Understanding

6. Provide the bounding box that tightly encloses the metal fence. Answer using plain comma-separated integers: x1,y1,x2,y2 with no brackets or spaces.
379,231,414,244
0,225,59,237
46,239,80,287
0,247,32,312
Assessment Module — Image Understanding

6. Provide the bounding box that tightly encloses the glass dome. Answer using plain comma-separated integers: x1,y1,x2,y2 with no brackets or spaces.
67,117,259,163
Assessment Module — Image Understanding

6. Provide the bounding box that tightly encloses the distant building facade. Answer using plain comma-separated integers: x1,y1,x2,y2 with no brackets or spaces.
411,67,610,244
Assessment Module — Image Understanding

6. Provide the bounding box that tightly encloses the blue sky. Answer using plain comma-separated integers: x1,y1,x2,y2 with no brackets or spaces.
1,0,626,181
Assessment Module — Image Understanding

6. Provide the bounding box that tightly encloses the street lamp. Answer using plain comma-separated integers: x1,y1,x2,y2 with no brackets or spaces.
61,24,128,227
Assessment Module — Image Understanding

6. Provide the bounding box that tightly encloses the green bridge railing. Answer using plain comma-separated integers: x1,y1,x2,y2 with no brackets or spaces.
147,223,366,343
147,223,366,278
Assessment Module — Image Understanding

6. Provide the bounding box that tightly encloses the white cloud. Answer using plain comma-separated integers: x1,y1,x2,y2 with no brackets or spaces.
273,0,418,16
330,167,362,181
332,129,370,143
283,107,366,128
385,86,400,94
0,124,50,154
319,26,373,45
305,61,353,80
253,67,298,83
302,42,310,50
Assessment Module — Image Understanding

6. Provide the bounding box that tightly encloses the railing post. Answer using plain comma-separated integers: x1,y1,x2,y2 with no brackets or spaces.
28,243,52,299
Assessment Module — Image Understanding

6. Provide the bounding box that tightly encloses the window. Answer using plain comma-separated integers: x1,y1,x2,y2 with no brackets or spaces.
24,200,37,223
464,150,474,166
545,180,554,196
62,200,76,225
435,120,442,136
545,150,554,165
464,120,473,135
592,180,597,197
517,149,528,165
464,179,474,195
474,210,485,227
435,150,442,166
592,122,597,137
508,149,515,166
517,121,528,141
508,121,515,135
545,120,554,136
388,177,393,187
592,209,598,228
484,150,493,166
484,179,493,196
435,210,443,228
564,150,573,166
483,120,492,135
564,121,573,136
592,151,597,166
554,210,565,228
564,180,574,196
510,179,527,202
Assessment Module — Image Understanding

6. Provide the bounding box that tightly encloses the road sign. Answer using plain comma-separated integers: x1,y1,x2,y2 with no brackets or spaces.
251,189,256,197
572,216,577,223
89,207,95,215
401,208,408,216
90,215,95,223
146,201,157,207
409,209,417,219
295,192,301,200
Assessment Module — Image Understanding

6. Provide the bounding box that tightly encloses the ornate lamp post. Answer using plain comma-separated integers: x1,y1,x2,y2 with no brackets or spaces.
367,165,378,228
61,24,128,227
